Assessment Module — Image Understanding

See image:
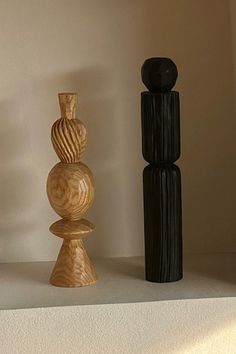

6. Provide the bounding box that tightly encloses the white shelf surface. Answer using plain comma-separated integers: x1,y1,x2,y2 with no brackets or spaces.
1,253,236,310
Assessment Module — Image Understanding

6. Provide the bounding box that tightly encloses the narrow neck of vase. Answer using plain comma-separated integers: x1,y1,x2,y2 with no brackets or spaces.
58,93,77,119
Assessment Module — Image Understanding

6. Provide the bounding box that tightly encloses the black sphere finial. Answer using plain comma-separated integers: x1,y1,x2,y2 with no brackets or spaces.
141,57,178,93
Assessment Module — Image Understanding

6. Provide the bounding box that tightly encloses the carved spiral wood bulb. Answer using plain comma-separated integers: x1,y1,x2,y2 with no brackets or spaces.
47,93,97,287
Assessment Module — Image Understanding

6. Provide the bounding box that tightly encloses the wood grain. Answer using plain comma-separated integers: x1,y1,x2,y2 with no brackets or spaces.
47,162,95,221
58,93,77,119
50,218,95,240
50,239,97,287
51,118,87,163
47,92,97,288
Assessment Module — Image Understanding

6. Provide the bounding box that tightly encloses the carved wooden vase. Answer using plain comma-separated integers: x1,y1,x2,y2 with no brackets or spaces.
47,93,97,287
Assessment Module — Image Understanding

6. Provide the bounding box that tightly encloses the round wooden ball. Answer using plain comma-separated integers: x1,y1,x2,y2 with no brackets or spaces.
141,57,178,93
47,162,94,220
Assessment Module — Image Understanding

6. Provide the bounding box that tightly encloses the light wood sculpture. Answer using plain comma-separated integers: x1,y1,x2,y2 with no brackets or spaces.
47,93,97,287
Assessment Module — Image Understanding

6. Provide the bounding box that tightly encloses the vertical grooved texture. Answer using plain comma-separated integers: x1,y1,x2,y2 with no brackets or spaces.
143,165,182,282
141,89,182,283
141,91,180,164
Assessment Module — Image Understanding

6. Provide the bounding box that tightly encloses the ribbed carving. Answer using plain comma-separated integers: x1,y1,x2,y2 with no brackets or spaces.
51,118,87,163
141,91,180,164
50,239,97,287
143,164,182,282
47,162,94,221
47,93,97,287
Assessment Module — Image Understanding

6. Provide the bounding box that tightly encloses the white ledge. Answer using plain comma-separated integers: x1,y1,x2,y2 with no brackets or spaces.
1,253,236,310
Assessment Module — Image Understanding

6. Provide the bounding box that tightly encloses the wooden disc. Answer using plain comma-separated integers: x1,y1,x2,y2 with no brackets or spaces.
50,218,95,240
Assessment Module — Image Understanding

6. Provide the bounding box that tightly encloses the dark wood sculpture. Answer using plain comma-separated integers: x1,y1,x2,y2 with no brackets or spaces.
141,58,183,282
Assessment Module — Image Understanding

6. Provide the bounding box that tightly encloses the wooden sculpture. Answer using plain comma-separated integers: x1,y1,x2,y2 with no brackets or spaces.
47,93,97,287
141,58,183,283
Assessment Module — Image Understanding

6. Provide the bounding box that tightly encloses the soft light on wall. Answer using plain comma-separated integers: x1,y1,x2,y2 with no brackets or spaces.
0,0,235,262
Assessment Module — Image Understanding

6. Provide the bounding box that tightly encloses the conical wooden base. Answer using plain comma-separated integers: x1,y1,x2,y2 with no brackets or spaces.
50,239,97,287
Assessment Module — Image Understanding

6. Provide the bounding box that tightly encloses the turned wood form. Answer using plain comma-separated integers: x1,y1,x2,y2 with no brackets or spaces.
47,93,97,287
141,58,183,283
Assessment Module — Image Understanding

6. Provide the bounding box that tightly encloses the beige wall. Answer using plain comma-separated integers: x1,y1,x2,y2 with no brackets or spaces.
0,0,235,262
146,0,236,254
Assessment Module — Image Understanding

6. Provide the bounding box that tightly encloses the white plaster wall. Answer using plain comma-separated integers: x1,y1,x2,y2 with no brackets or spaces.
0,0,235,262
1,299,236,354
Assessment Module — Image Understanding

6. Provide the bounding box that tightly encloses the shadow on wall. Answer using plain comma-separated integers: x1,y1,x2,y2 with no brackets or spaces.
0,66,135,261
0,67,142,262
0,100,37,261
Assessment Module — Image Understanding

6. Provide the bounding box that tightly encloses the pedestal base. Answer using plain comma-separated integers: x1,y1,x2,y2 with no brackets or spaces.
50,239,97,287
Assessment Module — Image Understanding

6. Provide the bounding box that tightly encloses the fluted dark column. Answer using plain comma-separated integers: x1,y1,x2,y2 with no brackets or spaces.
141,91,180,164
143,165,182,282
141,57,183,282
